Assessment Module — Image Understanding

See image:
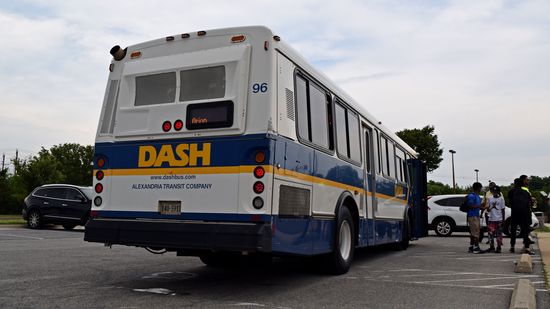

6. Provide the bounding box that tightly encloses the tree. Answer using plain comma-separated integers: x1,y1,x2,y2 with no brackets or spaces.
48,143,94,186
396,125,443,173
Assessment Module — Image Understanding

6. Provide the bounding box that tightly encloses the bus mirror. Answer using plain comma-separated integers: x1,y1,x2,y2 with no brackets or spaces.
110,45,127,61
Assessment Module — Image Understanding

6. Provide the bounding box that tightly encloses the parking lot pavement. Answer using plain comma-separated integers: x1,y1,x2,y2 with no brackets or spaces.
1,227,549,308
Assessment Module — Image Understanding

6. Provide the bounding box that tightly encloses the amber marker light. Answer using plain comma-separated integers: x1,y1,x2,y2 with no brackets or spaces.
254,151,265,163
231,35,246,43
130,51,142,59
97,157,105,168
197,31,206,36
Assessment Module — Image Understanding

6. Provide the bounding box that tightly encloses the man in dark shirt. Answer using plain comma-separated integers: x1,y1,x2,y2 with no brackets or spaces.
509,176,533,254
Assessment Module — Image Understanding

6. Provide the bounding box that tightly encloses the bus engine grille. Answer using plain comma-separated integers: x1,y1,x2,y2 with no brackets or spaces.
278,185,310,216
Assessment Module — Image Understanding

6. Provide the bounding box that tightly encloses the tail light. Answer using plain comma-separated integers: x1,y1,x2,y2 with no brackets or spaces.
254,151,265,163
253,181,264,194
162,120,172,132
253,197,264,209
253,166,265,179
96,170,104,181
174,119,183,131
95,183,103,194
94,197,102,206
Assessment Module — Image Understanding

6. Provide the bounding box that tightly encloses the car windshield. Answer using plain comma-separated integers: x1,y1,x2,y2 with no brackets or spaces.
80,187,94,200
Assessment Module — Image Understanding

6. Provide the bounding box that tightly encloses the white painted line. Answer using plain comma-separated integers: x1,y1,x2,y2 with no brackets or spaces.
0,233,44,240
413,275,539,284
231,303,266,307
133,288,174,295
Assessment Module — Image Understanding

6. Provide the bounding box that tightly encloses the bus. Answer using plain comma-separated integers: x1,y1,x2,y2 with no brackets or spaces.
84,26,428,274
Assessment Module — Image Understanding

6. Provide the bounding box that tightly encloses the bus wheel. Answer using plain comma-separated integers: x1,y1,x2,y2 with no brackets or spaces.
326,206,355,275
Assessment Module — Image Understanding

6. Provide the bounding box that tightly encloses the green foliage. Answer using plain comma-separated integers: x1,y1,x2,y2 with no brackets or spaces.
0,143,94,214
396,125,443,173
427,180,468,196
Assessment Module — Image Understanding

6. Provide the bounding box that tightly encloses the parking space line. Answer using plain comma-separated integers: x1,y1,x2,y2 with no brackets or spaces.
0,233,44,240
412,275,539,284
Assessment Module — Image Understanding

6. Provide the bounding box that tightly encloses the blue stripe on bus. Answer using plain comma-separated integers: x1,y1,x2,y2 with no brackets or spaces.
271,216,405,255
94,210,271,222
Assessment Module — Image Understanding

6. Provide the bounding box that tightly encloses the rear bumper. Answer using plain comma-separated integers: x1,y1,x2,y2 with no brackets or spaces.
84,218,272,253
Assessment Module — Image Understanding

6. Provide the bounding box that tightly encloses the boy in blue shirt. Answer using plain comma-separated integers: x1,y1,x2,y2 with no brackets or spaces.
467,182,484,253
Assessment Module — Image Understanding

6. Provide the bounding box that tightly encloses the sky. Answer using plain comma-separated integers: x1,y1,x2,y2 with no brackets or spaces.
1,0,549,187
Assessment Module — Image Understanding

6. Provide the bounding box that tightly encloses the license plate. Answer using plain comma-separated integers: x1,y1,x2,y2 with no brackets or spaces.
158,201,181,215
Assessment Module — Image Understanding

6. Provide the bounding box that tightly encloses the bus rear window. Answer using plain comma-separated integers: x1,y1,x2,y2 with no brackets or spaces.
180,66,225,102
134,72,176,106
186,101,233,130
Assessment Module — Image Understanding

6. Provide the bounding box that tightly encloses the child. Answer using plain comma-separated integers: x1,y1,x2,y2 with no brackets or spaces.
487,185,505,253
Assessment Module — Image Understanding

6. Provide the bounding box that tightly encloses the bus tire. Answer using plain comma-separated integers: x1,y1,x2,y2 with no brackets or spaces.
325,206,355,275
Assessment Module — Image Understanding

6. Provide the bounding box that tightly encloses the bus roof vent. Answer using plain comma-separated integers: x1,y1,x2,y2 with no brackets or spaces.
279,185,310,216
285,88,295,121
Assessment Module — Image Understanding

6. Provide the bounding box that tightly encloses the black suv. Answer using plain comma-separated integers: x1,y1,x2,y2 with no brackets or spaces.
22,184,93,230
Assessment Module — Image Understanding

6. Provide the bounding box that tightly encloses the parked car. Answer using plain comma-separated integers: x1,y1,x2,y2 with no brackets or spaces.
427,194,539,237
22,184,93,230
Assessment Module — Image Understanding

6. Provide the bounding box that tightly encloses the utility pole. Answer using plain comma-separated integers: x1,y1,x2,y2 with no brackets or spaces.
474,169,479,182
449,150,456,190
14,149,18,175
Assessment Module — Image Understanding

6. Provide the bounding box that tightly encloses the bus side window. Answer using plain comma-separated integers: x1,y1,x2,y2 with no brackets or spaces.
380,136,389,176
388,141,396,179
295,73,333,151
295,75,309,140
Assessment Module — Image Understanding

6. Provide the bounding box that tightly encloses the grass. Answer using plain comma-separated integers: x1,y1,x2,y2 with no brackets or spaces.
0,215,26,225
537,225,550,233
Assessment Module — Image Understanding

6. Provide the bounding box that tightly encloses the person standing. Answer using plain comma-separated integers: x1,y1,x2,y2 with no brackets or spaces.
467,182,484,254
487,185,505,253
509,176,534,254
482,182,497,244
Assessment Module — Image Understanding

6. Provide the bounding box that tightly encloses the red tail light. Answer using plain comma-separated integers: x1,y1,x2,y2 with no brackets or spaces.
162,121,172,132
253,166,265,178
95,183,103,193
253,181,264,194
174,119,183,131
96,170,104,181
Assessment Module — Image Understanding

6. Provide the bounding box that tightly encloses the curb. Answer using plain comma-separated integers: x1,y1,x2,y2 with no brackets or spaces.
509,279,536,309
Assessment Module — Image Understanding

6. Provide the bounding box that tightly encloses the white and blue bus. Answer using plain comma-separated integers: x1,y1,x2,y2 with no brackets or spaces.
85,26,428,274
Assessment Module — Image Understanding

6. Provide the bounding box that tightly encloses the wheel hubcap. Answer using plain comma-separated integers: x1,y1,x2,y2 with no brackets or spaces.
437,221,450,235
29,213,39,227
339,221,352,260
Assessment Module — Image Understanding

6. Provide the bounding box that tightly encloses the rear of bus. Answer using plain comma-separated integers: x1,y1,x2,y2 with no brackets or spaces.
84,27,277,255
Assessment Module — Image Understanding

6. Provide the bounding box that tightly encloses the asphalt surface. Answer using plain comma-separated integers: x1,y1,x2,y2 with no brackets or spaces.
1,226,550,309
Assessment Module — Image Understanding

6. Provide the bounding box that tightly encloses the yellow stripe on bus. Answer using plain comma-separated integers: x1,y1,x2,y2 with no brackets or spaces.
95,165,408,205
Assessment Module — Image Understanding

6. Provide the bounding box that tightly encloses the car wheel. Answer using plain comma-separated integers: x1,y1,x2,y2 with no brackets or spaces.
434,218,453,236
324,206,355,275
62,224,77,230
27,210,42,229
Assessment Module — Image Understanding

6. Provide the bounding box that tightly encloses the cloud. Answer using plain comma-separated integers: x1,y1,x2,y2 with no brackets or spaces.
0,0,549,183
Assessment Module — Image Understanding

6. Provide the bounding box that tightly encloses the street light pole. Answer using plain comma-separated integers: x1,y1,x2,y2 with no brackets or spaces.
449,150,456,190
474,169,479,182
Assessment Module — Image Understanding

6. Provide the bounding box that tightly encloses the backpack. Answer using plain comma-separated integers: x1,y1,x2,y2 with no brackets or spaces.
459,194,470,213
